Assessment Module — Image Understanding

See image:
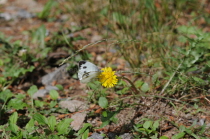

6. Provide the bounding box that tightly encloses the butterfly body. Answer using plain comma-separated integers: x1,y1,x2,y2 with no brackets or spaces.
78,61,100,83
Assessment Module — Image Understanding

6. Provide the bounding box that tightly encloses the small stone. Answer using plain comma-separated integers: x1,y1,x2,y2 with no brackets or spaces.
42,64,69,85
45,85,59,91
0,13,12,20
16,9,35,18
32,89,48,99
198,118,205,126
71,112,87,131
0,0,7,4
96,55,103,61
119,133,133,139
88,132,104,139
59,100,88,112
91,34,102,43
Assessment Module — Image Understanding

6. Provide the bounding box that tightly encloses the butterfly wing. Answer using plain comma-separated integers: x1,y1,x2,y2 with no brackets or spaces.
78,61,100,83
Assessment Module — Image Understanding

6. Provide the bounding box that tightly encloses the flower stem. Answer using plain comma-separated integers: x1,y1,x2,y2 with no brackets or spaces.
120,76,139,94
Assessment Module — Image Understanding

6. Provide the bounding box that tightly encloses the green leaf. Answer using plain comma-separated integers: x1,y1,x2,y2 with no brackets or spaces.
100,111,118,128
141,82,149,92
0,89,13,102
87,82,98,90
116,87,129,95
49,90,59,100
82,129,89,139
110,116,118,123
9,112,18,124
139,128,146,132
98,97,108,108
192,76,205,84
0,77,6,85
178,76,188,83
9,123,19,135
186,66,197,72
152,73,159,83
152,120,159,130
27,85,38,97
57,118,73,135
145,0,154,9
48,135,60,139
31,25,47,48
112,12,128,24
35,100,44,107
0,59,3,66
171,132,185,139
48,115,56,131
78,123,92,135
13,66,35,77
207,61,210,67
185,128,199,139
133,125,141,132
100,120,110,128
56,84,63,90
179,125,186,132
160,136,169,139
37,0,57,19
49,100,57,108
15,94,26,99
25,119,35,132
143,121,152,129
135,123,143,128
8,97,27,110
33,113,47,125
147,129,153,134
135,80,144,88
102,111,107,117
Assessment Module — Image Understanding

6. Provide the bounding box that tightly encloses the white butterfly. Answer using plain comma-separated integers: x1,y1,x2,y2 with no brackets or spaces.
78,60,100,83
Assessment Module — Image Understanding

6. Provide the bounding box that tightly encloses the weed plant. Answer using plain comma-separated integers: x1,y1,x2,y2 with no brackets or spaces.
0,0,210,138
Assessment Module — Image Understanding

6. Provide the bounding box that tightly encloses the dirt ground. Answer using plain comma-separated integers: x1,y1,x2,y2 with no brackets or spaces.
1,0,210,138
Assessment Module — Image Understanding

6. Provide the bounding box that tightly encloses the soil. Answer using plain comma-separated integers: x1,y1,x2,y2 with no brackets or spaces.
0,0,210,138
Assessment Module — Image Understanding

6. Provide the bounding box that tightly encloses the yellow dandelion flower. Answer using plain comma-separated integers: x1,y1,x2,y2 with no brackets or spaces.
98,67,118,88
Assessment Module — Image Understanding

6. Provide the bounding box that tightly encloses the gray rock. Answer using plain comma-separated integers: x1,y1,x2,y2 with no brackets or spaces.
0,13,12,20
42,64,70,85
32,86,59,99
88,132,104,139
16,9,35,18
45,85,59,91
198,118,205,126
0,7,35,21
71,112,87,131
119,133,133,139
59,100,88,112
0,0,7,4
32,89,48,99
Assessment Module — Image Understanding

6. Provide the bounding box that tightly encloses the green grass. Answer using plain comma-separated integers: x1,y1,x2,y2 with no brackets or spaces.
0,0,210,138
